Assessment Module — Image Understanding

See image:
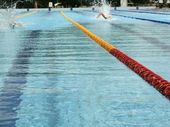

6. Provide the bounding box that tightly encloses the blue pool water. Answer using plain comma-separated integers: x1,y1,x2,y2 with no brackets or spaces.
0,9,170,127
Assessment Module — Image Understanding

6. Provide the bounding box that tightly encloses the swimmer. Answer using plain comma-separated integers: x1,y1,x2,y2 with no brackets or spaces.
97,12,112,19
9,22,16,29
96,3,112,19
9,22,23,29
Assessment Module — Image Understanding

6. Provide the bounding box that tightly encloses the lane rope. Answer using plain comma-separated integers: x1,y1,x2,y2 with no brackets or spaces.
15,10,37,20
60,11,170,100
114,10,170,16
111,13,170,25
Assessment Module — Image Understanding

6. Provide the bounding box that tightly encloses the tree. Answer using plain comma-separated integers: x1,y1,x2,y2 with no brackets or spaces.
0,0,155,8
131,0,150,5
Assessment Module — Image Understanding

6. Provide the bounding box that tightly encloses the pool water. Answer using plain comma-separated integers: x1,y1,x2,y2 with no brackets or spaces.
0,9,170,127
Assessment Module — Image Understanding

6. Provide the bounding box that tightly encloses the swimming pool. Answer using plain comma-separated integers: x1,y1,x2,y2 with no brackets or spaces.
0,8,170,127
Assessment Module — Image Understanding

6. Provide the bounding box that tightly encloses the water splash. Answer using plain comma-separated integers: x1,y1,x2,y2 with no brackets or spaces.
93,0,112,18
100,0,111,15
0,9,16,29
0,0,23,30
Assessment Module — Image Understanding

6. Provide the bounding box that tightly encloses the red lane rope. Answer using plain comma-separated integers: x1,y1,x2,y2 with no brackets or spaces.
110,48,170,99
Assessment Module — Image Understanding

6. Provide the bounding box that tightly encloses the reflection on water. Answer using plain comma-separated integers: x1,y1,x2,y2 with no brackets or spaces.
0,31,39,126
